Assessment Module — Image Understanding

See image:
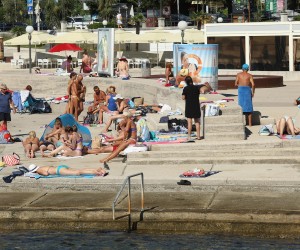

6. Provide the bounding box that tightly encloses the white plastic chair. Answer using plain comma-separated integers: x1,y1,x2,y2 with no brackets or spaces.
43,59,52,68
10,59,17,68
77,59,82,67
127,59,134,68
37,59,44,68
17,59,26,69
134,58,141,68
57,59,64,68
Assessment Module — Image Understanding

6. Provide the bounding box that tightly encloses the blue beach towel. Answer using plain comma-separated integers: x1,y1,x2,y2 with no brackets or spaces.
238,86,253,113
40,114,92,146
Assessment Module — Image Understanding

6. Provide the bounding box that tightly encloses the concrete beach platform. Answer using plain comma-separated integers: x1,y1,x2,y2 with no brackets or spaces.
0,63,299,238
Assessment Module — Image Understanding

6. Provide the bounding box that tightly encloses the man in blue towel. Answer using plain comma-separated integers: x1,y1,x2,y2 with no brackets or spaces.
235,64,255,126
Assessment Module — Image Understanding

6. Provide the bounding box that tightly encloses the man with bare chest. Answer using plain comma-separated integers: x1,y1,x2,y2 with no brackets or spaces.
77,74,86,117
69,77,81,121
235,64,255,126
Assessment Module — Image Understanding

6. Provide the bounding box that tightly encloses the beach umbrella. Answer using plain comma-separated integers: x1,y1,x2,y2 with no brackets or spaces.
4,31,53,46
48,43,83,53
47,30,96,44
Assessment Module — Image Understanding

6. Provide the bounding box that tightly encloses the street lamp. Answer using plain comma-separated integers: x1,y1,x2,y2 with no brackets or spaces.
178,20,188,44
26,25,34,74
217,17,223,23
102,20,108,28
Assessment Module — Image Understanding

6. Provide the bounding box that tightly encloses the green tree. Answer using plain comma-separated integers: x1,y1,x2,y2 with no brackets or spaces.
2,0,27,23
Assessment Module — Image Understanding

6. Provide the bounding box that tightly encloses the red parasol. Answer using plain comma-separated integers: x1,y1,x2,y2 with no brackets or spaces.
48,43,83,53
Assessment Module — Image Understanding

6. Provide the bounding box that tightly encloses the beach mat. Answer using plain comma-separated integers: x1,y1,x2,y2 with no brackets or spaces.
179,171,220,178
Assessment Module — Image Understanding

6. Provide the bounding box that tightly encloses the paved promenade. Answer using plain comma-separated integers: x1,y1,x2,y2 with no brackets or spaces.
0,63,299,237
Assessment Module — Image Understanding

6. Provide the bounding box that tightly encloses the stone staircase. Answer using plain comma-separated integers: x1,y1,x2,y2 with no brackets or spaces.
126,140,300,166
204,102,245,140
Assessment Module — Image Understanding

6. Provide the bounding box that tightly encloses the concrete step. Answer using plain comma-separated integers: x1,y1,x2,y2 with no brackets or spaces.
204,131,245,140
127,147,300,159
126,155,300,166
205,123,244,133
205,115,244,124
219,106,242,115
150,140,290,151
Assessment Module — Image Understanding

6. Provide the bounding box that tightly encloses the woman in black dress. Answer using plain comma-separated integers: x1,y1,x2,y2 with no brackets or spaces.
182,76,201,140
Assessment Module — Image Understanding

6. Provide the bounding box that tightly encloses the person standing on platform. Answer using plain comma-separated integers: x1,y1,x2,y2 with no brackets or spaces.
0,83,16,130
235,64,255,126
182,76,201,141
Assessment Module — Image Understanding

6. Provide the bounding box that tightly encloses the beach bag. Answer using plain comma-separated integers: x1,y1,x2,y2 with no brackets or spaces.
205,104,220,117
84,113,97,124
259,124,274,136
159,116,169,123
2,153,20,166
0,130,12,143
91,136,102,149
30,99,52,114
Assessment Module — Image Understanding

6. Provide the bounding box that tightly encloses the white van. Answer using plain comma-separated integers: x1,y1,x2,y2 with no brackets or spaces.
66,16,90,29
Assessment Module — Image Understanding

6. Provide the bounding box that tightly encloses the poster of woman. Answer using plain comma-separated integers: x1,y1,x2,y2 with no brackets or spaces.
173,44,218,90
98,28,114,77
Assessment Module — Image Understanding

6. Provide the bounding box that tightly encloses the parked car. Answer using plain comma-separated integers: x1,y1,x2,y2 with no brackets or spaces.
13,22,28,28
66,16,90,29
0,22,12,31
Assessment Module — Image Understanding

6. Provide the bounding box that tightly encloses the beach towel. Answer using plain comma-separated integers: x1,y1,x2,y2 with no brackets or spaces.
238,86,253,113
56,155,84,160
12,92,23,112
276,134,300,140
40,114,92,146
24,172,96,179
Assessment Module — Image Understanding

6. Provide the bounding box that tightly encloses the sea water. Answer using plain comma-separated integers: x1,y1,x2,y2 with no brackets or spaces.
0,231,299,250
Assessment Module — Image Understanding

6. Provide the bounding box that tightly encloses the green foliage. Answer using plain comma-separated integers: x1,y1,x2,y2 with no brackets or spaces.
11,26,25,36
191,11,212,22
129,13,145,25
87,21,116,29
294,15,300,21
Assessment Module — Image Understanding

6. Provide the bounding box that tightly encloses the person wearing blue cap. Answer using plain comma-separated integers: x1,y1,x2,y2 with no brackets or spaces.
235,64,255,126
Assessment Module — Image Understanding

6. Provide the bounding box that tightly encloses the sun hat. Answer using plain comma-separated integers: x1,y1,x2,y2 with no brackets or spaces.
28,164,39,172
179,69,189,77
113,94,124,100
0,83,8,90
242,64,249,71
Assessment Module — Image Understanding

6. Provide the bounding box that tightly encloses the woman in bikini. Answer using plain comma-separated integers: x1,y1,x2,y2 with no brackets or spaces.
44,117,65,146
96,86,118,124
100,111,137,169
101,94,133,133
63,125,84,157
22,131,40,158
28,164,107,176
64,72,77,114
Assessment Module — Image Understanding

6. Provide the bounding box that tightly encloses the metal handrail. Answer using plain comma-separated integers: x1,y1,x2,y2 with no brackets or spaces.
112,172,144,221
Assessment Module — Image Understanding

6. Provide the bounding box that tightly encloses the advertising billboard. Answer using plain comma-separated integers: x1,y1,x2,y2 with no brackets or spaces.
97,28,114,77
173,44,218,90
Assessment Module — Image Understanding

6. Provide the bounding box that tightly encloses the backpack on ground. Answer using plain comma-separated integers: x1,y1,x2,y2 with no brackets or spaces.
83,113,98,124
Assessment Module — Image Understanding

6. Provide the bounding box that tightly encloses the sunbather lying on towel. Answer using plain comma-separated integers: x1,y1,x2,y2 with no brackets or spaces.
28,164,106,176
276,116,300,138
